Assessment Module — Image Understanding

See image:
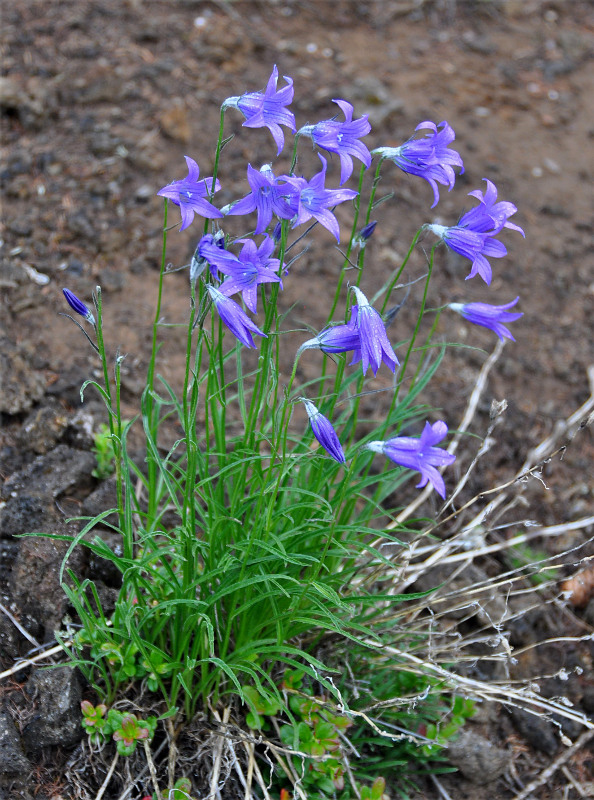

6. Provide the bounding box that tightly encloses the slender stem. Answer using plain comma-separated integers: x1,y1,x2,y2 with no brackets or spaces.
146,201,169,524
392,243,437,408
94,288,125,536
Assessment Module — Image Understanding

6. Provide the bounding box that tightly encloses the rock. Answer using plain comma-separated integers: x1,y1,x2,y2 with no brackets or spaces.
88,128,121,157
0,444,95,505
66,210,95,240
11,533,85,636
2,490,55,544
17,403,69,455
21,667,83,755
97,267,126,293
135,183,153,202
342,75,404,127
159,98,191,143
509,707,558,755
64,408,96,451
0,706,31,776
0,334,46,415
82,477,118,521
447,730,510,784
0,76,56,129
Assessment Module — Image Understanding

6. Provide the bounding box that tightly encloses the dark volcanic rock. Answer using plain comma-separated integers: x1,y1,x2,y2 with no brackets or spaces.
0,444,95,506
17,403,69,454
21,667,83,755
0,705,31,776
11,533,85,637
509,707,559,755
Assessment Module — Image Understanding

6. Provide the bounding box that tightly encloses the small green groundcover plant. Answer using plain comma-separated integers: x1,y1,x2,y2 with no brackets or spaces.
50,65,524,795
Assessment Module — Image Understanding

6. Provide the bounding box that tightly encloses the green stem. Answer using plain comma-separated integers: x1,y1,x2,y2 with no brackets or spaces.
94,288,125,540
146,201,169,524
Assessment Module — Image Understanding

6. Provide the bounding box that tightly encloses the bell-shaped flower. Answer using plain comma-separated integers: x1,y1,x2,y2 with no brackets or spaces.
298,99,371,185
281,155,358,242
218,235,283,313
365,420,456,499
427,222,506,285
297,321,360,359
193,232,235,281
352,220,377,249
223,164,299,234
63,288,95,325
373,121,464,207
459,179,525,237
449,297,523,341
427,180,524,284
301,399,346,464
207,286,266,349
157,156,223,231
222,65,296,155
349,287,399,376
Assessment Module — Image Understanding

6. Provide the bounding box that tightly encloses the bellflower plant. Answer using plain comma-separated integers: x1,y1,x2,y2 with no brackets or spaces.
53,66,526,798
449,297,523,341
373,121,464,207
157,156,222,230
223,65,296,155
297,99,372,185
366,421,456,499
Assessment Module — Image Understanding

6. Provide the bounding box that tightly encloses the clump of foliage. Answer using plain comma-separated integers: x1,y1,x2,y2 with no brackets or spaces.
51,64,524,795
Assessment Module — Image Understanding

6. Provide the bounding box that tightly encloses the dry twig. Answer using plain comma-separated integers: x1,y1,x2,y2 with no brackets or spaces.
143,738,162,800
95,752,119,800
511,728,594,800
0,601,41,649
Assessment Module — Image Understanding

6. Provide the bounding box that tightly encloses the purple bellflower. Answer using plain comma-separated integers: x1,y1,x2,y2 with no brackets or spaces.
449,297,523,341
427,222,505,285
63,288,95,325
296,287,397,375
353,219,377,249
197,232,242,280
349,286,399,376
457,179,525,237
297,321,360,359
427,180,523,285
218,235,283,313
373,121,464,207
223,65,296,156
297,99,372,185
157,156,223,231
282,155,358,242
301,399,346,464
223,164,299,235
365,420,456,499
207,285,267,349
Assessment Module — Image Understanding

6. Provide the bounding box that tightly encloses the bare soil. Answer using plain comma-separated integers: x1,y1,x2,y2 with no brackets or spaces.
1,1,593,798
